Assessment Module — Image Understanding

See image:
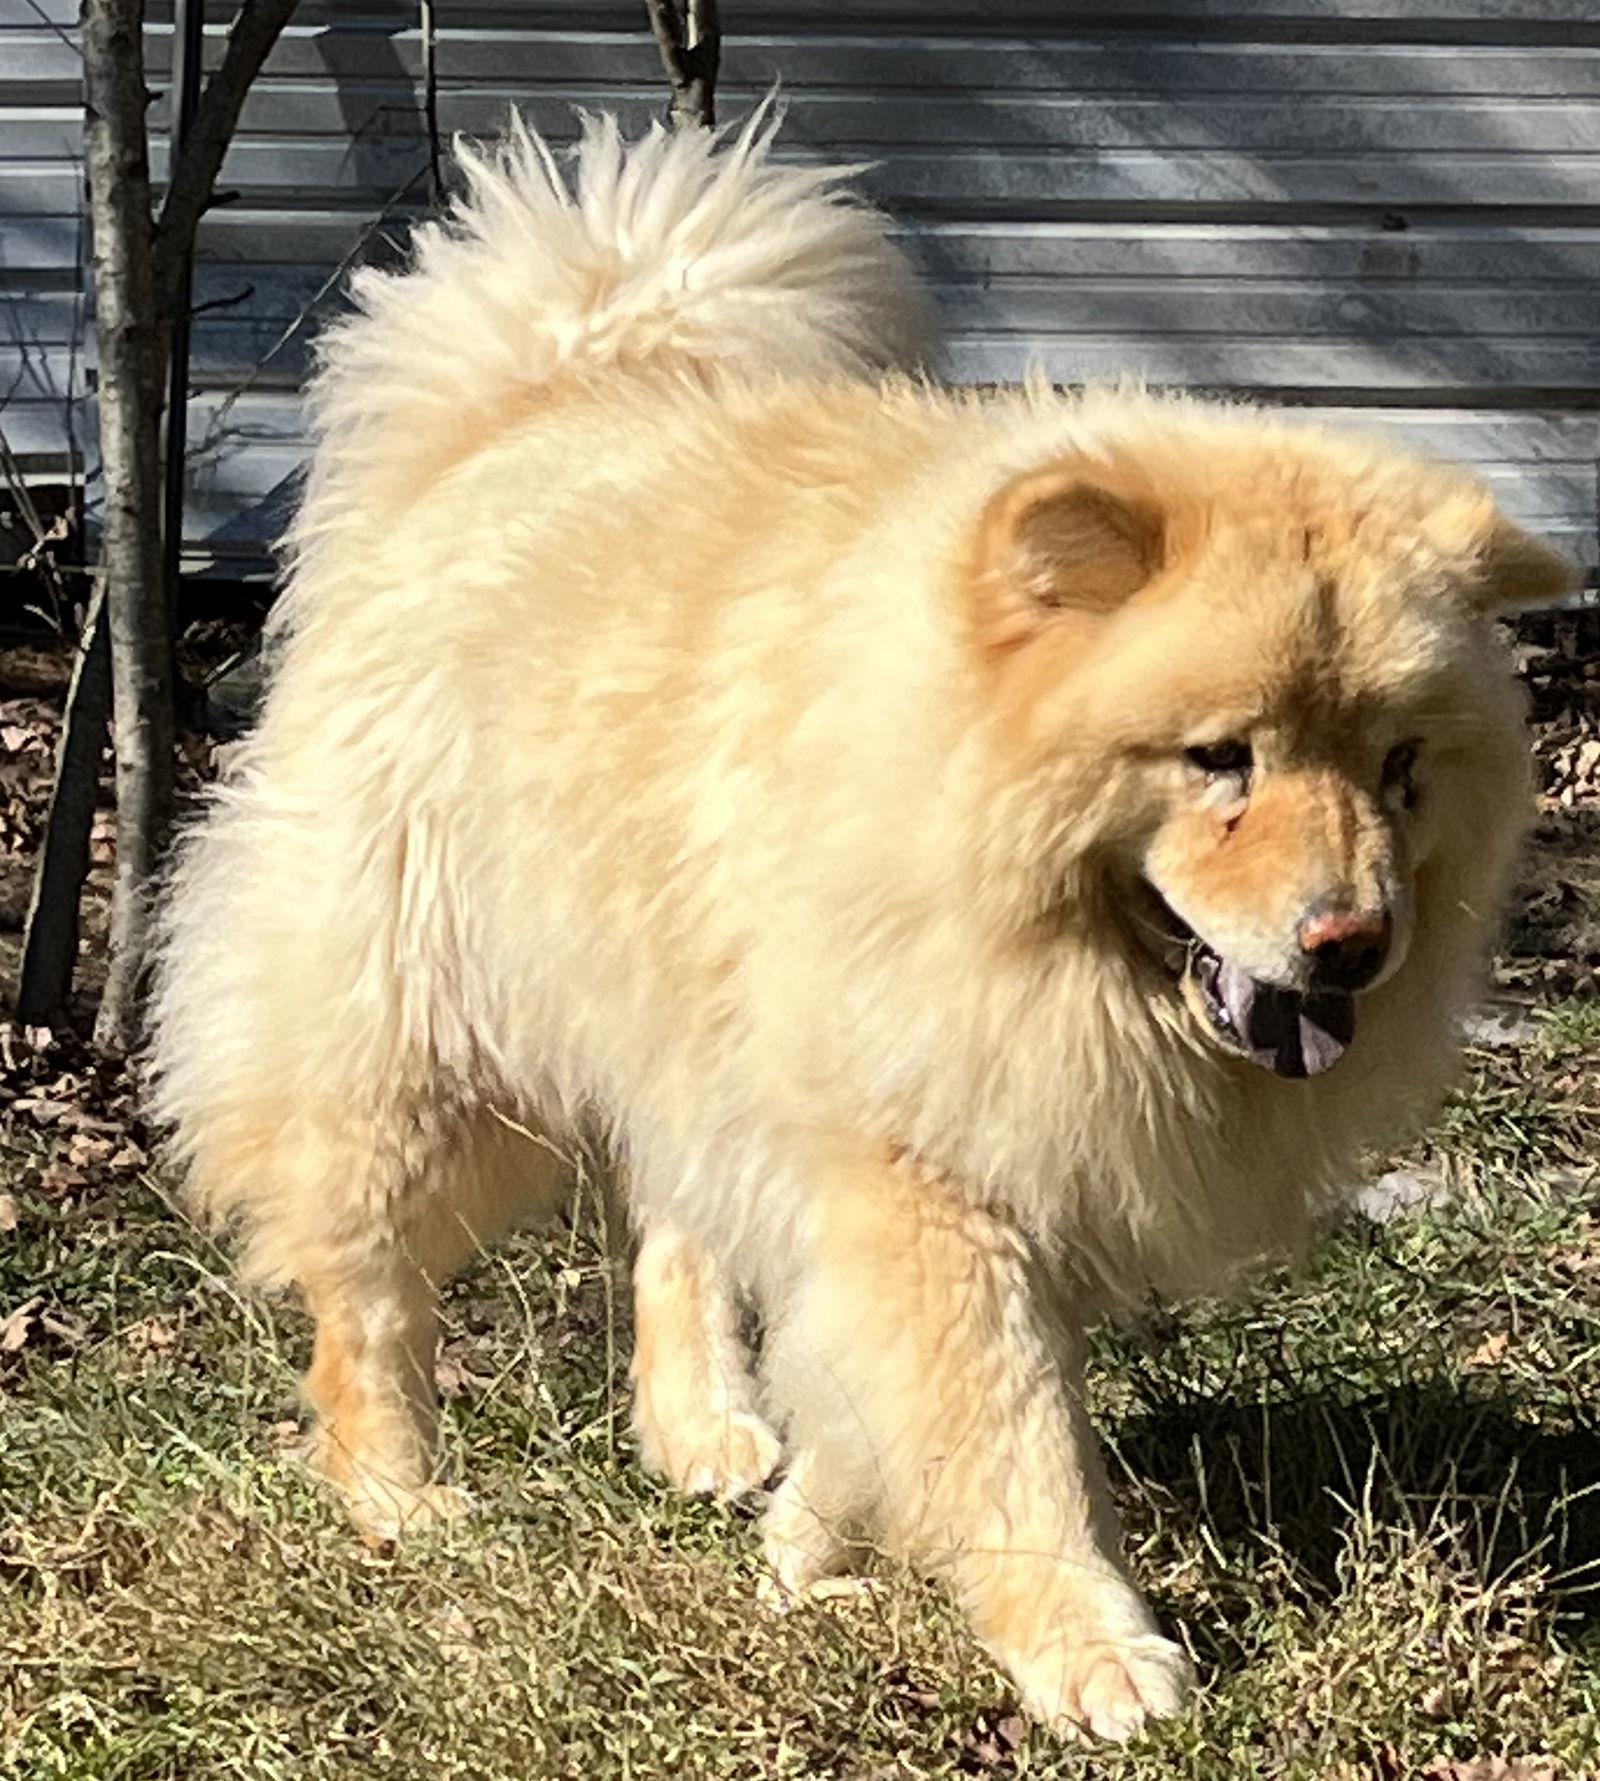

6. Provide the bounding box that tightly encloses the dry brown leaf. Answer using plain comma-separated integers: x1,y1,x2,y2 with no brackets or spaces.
1422,1757,1561,1781
995,1715,1026,1750
39,1308,86,1349
434,1605,478,1645
11,1096,74,1124
1462,1330,1512,1369
120,1317,177,1354
0,1192,17,1234
66,1132,117,1167
38,1162,88,1195
434,1351,493,1398
1420,1682,1454,1721
0,1297,40,1353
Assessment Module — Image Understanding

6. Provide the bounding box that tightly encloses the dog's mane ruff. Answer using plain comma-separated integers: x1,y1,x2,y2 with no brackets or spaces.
295,108,934,524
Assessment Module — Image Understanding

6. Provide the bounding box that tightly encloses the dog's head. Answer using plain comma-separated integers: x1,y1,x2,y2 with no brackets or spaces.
963,410,1571,1078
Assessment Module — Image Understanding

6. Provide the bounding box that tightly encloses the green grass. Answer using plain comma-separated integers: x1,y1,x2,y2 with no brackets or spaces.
2,1007,1598,1780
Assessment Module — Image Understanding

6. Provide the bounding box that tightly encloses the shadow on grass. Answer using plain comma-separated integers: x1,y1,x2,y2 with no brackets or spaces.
1114,1383,1600,1671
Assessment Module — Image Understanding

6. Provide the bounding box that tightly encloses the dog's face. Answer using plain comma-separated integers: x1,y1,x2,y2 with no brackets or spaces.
965,421,1571,1077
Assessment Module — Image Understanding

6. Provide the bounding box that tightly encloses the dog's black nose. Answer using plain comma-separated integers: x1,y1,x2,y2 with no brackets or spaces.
1299,907,1391,994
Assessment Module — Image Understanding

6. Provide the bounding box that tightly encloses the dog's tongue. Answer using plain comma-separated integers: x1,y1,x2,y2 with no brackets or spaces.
1210,955,1355,1078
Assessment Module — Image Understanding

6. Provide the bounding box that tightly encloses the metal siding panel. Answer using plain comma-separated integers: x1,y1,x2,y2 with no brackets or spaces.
177,330,1600,394
0,165,83,214
1,31,83,90
240,2,1600,22
0,398,82,468
196,43,1600,100
222,85,1600,158
949,335,1600,390
5,4,1598,567
0,0,79,23
0,5,84,482
176,385,1599,570
145,129,1600,210
177,271,1600,398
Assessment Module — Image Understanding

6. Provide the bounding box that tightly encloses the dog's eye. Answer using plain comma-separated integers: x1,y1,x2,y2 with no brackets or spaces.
1185,740,1253,778
1383,741,1418,783
1382,740,1420,807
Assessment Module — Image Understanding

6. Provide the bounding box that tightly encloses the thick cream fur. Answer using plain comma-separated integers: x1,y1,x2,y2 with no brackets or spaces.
147,114,1551,1738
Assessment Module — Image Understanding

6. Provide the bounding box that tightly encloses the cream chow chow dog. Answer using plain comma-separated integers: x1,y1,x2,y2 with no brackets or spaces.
148,114,1568,1740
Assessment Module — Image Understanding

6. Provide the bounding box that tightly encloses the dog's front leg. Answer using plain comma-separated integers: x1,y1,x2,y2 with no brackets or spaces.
763,1148,1191,1742
630,1222,784,1500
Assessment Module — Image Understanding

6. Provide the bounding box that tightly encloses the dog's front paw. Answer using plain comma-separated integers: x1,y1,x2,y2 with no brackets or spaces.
342,1474,476,1543
1011,1633,1193,1743
759,1466,856,1593
635,1402,784,1501
307,1431,474,1541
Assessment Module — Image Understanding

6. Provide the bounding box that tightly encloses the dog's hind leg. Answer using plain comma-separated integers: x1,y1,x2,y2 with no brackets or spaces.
630,1223,783,1501
293,1104,570,1538
302,1240,459,1538
760,1147,1193,1742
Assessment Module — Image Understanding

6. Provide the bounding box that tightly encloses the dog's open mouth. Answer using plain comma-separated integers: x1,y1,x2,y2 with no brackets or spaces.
1186,946,1354,1079
1143,888,1355,1080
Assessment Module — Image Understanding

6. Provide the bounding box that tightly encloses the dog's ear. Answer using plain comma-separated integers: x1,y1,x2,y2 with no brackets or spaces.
967,462,1166,653
1471,513,1575,612
1427,487,1575,613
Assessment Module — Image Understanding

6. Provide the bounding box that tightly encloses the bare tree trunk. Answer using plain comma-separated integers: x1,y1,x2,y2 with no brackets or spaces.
14,597,110,1025
81,0,172,1052
17,0,301,1042
645,0,721,129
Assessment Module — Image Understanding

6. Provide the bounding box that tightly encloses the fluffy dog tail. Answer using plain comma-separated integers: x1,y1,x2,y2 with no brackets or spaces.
303,108,934,496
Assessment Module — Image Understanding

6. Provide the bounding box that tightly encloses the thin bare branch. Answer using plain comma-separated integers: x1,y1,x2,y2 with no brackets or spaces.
0,417,75,631
0,417,54,565
15,594,109,1025
644,0,721,130
419,0,443,205
195,167,427,455
152,0,302,312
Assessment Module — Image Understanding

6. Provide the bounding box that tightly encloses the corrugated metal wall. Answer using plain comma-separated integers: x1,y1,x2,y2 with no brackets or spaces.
4,0,1599,577
1,0,87,486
